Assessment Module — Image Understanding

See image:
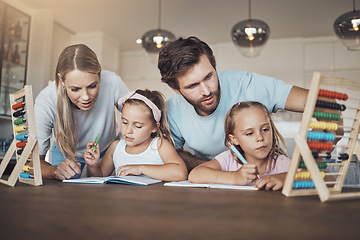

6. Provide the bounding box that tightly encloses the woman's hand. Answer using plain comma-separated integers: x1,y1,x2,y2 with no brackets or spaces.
52,158,81,180
84,142,100,167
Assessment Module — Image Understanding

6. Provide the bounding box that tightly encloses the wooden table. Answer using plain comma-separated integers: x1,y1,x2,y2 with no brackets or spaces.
0,179,359,240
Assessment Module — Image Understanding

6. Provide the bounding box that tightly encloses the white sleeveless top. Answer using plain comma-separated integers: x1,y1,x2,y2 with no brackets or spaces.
113,137,164,172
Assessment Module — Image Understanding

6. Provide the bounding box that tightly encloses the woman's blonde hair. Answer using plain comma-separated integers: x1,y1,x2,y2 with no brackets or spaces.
224,101,287,169
55,44,101,160
123,89,174,146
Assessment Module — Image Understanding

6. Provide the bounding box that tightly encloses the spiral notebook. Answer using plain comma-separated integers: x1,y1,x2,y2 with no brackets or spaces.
63,175,162,185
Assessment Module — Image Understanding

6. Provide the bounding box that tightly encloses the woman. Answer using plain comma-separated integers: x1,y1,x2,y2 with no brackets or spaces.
34,44,129,180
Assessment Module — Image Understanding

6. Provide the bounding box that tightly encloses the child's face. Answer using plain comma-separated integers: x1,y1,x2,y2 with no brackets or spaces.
229,107,273,162
120,103,158,147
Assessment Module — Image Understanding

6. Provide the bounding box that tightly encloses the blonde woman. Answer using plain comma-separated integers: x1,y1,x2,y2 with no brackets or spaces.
34,44,129,180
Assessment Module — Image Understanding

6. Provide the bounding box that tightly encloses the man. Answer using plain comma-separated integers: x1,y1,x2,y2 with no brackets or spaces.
158,36,308,172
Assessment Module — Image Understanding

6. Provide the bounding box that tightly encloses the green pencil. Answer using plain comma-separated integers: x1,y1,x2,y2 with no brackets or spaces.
93,133,99,152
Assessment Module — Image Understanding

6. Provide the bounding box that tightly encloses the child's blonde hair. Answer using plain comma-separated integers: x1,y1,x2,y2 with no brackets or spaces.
224,101,287,167
123,89,174,146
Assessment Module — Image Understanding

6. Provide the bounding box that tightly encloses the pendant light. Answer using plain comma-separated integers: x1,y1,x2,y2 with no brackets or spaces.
137,0,175,61
231,0,270,57
334,0,360,51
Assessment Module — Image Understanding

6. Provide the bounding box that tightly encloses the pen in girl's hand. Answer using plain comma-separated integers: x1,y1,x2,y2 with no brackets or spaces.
93,134,99,152
227,141,260,179
227,141,248,164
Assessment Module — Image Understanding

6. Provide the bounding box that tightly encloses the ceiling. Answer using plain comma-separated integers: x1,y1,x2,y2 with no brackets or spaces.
16,0,355,52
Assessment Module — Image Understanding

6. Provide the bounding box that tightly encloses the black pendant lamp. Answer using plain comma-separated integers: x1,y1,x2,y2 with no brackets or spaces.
334,0,360,50
138,0,175,61
231,0,270,57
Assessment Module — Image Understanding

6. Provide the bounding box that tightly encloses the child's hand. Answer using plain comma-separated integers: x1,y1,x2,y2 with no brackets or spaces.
84,142,100,167
117,165,143,176
234,164,258,185
255,173,287,191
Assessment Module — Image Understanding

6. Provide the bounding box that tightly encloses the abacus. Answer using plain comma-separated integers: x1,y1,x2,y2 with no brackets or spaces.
282,72,360,202
0,85,42,186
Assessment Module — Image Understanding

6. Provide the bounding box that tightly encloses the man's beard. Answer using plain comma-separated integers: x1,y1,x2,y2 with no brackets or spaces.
181,87,221,116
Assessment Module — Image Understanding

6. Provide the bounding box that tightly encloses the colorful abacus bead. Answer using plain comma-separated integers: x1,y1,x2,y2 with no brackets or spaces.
295,171,325,180
13,110,26,117
19,172,33,179
14,118,27,125
307,131,335,141
312,152,331,159
15,134,28,140
316,100,346,111
14,125,28,133
307,141,333,150
22,165,31,172
292,180,315,189
338,153,349,160
309,121,338,131
318,89,348,101
16,141,27,148
298,161,327,169
312,111,340,121
12,101,25,110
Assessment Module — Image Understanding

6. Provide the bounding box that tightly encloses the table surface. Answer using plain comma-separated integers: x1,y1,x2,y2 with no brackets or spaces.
0,179,359,240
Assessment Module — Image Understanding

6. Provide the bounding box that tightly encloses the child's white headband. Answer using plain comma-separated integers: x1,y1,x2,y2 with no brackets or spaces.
118,91,162,123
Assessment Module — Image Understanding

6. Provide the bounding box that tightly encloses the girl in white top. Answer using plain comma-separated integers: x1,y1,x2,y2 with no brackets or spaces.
84,89,187,181
188,101,290,191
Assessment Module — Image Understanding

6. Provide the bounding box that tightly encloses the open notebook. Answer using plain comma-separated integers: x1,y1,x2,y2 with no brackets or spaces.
164,180,258,190
63,175,162,186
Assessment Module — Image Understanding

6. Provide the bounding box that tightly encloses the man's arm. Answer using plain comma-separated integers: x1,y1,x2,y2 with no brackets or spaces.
284,86,309,112
176,148,207,173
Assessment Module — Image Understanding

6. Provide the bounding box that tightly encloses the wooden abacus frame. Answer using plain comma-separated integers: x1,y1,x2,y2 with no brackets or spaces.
282,72,360,202
0,85,42,186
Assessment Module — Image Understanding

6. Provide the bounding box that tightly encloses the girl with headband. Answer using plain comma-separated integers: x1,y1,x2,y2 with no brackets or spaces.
83,89,187,181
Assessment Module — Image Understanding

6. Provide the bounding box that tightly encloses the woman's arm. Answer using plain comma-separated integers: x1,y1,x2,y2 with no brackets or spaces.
38,155,57,178
38,155,81,180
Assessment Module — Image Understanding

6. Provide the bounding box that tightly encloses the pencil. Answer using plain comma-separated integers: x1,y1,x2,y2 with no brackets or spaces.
228,142,248,164
228,142,260,179
93,133,99,152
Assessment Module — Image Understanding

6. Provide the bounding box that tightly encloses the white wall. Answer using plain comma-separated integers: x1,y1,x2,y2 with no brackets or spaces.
50,23,73,81
71,31,119,73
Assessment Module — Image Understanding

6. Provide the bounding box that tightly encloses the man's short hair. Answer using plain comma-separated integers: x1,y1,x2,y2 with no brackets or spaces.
158,36,216,90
